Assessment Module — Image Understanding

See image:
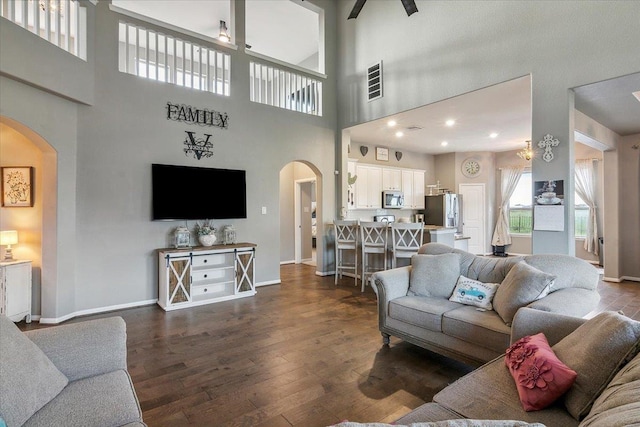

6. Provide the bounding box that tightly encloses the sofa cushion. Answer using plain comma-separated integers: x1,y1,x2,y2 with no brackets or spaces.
0,316,69,427
553,311,640,421
23,370,143,427
409,254,460,298
449,275,499,310
578,351,640,427
493,261,555,326
434,356,579,427
442,306,511,352
505,334,577,411
389,296,463,332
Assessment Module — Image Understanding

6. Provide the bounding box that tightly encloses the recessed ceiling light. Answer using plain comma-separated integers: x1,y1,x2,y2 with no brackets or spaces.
445,119,455,127
395,131,404,138
633,91,640,102
490,132,499,138
387,120,397,127
441,141,448,146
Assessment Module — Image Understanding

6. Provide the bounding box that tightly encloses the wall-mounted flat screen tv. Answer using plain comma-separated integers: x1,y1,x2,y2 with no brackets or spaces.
152,164,247,220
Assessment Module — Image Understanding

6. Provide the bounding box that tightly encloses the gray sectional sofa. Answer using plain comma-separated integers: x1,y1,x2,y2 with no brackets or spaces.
393,308,640,427
371,243,601,365
0,315,145,427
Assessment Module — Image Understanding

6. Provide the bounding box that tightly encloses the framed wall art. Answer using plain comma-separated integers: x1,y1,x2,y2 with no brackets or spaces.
2,167,33,207
375,146,389,161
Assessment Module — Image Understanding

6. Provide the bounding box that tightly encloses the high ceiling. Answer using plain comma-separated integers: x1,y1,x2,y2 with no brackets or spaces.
574,72,640,137
347,76,533,155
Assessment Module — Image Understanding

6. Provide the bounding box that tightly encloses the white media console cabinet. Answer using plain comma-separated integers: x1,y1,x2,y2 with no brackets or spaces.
158,243,256,311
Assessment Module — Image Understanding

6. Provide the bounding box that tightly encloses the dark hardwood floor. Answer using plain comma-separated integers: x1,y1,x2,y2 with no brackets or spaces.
19,265,640,426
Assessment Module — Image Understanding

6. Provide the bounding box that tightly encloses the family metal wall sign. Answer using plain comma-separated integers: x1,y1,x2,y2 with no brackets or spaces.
166,102,229,160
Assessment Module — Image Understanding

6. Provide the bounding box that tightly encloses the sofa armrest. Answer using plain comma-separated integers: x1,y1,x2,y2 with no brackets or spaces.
371,266,411,301
511,307,587,346
25,317,127,382
526,287,600,317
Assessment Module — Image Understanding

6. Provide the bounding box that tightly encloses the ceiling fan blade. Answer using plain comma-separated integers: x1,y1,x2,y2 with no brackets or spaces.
348,0,367,19
400,0,419,16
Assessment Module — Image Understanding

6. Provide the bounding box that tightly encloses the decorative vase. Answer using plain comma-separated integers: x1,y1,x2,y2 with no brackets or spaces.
198,233,217,247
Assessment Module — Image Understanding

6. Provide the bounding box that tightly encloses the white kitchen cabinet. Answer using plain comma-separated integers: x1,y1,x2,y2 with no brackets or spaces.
0,260,32,323
402,169,426,209
355,164,382,209
382,168,402,191
413,170,425,209
158,244,256,311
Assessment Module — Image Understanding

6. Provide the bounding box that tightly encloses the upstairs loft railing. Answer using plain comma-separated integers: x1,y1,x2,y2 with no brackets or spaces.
250,61,323,117
1,0,86,59
118,21,231,96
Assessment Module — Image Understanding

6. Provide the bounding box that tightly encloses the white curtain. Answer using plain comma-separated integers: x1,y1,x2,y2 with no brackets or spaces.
575,159,599,255
492,166,524,246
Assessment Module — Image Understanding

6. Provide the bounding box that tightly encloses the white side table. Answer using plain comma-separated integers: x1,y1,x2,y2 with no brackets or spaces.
0,260,32,323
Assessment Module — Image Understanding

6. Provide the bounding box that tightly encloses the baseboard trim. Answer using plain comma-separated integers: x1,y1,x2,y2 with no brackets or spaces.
256,279,281,287
280,260,295,265
603,276,622,283
38,299,158,324
622,276,640,283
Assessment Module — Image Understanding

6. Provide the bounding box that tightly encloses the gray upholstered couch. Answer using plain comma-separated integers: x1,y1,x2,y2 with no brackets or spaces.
393,308,640,427
371,243,600,365
0,315,145,427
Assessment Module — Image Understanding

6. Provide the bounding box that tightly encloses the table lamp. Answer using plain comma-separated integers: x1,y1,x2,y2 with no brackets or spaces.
0,230,18,260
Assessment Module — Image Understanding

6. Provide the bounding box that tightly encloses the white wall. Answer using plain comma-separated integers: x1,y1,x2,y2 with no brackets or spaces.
619,134,640,281
337,0,640,258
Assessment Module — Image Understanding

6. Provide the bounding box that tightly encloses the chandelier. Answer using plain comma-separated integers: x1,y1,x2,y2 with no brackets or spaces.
517,140,534,161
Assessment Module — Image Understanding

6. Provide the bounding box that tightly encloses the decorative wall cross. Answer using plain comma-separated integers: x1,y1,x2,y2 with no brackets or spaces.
538,134,559,162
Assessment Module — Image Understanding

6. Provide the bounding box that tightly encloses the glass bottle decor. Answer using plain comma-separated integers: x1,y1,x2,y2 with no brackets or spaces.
223,225,237,245
174,226,191,248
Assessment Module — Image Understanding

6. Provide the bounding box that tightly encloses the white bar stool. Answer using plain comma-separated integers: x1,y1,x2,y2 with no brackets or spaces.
360,221,389,292
333,220,359,287
391,222,425,268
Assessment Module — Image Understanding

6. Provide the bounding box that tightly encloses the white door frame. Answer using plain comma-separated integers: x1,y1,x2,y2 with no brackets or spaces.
294,178,316,264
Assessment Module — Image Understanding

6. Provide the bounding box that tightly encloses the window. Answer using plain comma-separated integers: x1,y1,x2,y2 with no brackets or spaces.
575,193,589,238
246,0,324,74
509,171,532,234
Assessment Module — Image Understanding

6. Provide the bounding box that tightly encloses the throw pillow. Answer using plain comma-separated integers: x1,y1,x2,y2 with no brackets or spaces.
552,311,640,420
449,275,499,310
493,261,555,326
409,253,460,298
0,315,69,427
505,333,577,412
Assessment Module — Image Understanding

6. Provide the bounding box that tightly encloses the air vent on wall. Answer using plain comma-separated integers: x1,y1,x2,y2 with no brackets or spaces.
367,61,383,101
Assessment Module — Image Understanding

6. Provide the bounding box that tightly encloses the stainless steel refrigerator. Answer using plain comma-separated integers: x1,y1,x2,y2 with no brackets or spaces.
423,193,461,230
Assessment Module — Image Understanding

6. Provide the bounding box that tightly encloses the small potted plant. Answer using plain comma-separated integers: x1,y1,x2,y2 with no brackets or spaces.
195,220,217,246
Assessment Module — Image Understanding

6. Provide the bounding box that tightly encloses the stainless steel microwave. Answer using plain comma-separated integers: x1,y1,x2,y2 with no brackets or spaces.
382,190,404,209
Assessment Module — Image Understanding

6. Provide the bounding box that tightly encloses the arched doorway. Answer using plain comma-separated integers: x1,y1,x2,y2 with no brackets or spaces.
279,161,322,271
0,116,57,320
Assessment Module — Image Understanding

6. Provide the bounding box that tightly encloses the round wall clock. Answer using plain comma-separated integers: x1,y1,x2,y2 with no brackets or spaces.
462,158,481,178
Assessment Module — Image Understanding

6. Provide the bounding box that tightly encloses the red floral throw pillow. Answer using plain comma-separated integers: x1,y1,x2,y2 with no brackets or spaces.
505,333,577,411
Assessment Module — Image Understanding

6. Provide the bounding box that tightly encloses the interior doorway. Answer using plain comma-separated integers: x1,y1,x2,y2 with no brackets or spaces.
459,183,486,255
279,161,320,269
295,179,317,266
